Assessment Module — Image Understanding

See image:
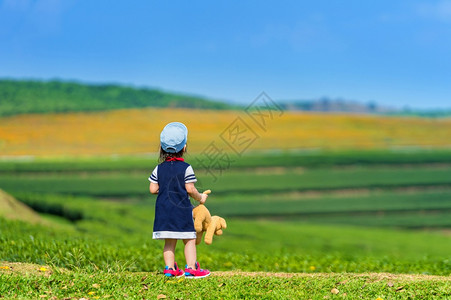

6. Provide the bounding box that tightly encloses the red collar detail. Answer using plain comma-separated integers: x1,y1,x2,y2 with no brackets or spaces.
165,157,184,162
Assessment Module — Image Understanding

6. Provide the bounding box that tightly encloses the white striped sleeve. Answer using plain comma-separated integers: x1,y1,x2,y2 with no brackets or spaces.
184,165,197,183
148,166,158,183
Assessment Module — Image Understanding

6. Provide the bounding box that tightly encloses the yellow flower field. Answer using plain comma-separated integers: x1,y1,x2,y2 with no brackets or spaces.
0,108,450,157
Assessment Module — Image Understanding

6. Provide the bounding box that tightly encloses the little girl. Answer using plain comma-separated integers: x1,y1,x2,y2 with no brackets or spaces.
148,122,211,278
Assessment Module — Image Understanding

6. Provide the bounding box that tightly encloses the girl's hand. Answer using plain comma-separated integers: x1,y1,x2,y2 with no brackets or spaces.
186,183,210,203
200,193,208,204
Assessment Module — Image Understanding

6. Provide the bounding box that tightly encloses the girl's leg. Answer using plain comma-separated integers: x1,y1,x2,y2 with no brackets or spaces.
183,238,197,269
163,239,177,269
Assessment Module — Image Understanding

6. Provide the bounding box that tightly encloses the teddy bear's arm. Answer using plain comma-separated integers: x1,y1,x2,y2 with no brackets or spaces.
193,204,212,233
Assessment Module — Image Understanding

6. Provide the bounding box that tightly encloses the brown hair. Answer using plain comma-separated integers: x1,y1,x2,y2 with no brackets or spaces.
159,145,186,163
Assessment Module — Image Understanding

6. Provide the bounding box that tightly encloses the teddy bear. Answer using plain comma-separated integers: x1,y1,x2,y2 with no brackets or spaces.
192,190,227,245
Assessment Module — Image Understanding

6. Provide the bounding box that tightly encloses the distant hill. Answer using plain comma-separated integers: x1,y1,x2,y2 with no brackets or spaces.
2,79,449,118
0,79,234,116
0,189,45,224
278,98,394,114
278,98,451,117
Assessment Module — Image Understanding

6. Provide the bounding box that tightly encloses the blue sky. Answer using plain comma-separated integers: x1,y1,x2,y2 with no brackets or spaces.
1,0,451,109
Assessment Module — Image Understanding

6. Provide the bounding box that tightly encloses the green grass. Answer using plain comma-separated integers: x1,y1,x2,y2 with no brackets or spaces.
1,151,451,298
201,166,451,194
1,193,450,275
1,165,450,198
303,213,451,228
1,263,450,299
211,189,451,211
2,151,449,232
2,149,451,173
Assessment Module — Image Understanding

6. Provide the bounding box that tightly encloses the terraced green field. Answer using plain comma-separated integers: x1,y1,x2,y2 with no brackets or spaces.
1,163,450,195
1,150,451,298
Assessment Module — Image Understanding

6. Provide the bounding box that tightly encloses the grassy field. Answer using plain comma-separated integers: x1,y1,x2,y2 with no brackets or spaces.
1,262,450,299
2,160,451,231
1,193,451,276
1,166,450,196
1,152,450,272
1,107,451,298
1,179,451,299
2,149,451,173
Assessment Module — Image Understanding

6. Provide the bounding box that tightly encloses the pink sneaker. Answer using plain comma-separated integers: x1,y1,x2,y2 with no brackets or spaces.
164,262,184,278
184,262,211,279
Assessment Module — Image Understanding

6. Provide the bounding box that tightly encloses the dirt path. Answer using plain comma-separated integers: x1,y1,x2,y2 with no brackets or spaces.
213,271,451,281
2,262,450,282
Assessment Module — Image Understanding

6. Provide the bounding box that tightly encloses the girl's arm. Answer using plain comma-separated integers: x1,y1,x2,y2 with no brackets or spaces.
149,182,159,194
185,182,208,204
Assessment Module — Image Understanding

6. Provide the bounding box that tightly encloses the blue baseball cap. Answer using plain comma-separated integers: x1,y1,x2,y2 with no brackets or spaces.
160,122,188,153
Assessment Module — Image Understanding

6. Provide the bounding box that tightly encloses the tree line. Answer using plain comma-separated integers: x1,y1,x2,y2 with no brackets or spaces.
0,79,233,116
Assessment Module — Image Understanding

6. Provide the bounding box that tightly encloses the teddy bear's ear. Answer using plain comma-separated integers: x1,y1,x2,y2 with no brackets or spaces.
220,217,227,229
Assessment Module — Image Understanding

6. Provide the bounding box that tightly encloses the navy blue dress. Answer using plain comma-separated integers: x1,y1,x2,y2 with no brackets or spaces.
149,160,197,239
